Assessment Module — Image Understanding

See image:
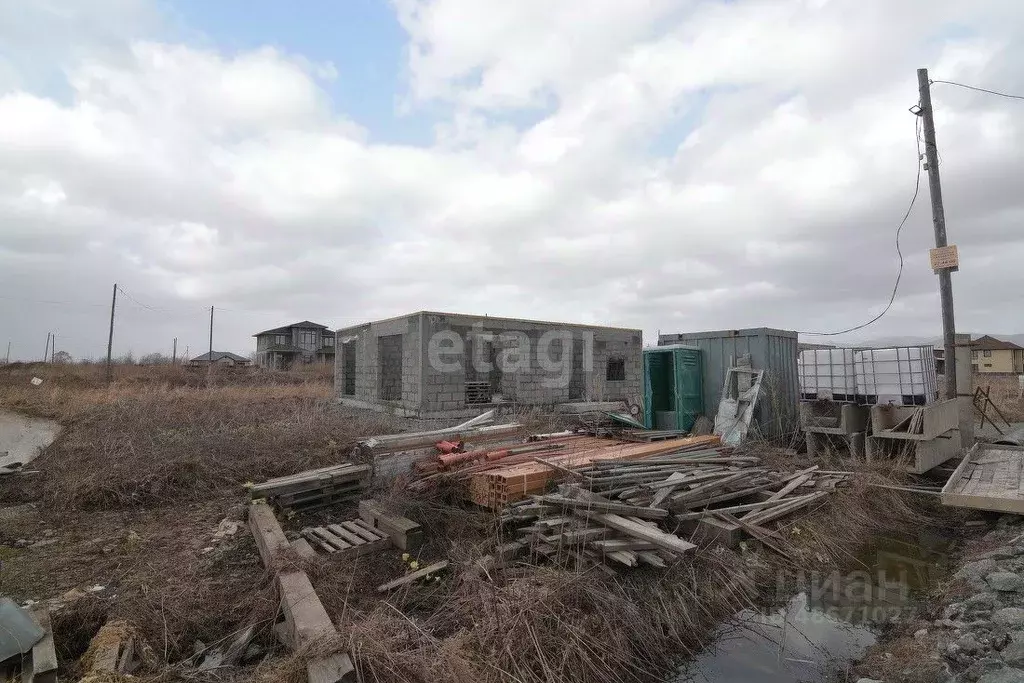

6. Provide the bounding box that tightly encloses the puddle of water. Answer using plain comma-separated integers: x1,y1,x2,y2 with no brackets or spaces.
675,533,952,683
0,410,60,470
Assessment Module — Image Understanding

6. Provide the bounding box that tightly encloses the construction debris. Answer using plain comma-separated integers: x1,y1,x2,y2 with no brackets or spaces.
498,448,844,568
250,462,370,511
0,598,43,661
0,601,56,683
377,560,450,592
79,619,152,678
248,501,356,683
713,365,764,446
359,499,423,550
409,434,722,508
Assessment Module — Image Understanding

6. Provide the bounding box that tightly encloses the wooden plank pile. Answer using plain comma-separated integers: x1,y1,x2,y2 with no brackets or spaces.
498,449,845,568
500,493,695,572
251,462,371,511
471,435,722,509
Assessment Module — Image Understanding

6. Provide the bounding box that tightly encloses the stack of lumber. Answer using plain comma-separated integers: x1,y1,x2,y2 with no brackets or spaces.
250,463,370,511
570,454,842,519
469,435,722,508
499,490,697,572
497,451,846,567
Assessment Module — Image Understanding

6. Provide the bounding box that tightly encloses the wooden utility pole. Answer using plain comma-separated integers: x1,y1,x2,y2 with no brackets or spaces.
51,333,56,363
917,68,957,401
208,306,214,366
106,283,117,383
172,337,177,365
5,341,10,364
43,332,51,362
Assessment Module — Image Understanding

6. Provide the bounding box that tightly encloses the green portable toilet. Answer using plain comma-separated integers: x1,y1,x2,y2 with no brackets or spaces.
643,345,703,431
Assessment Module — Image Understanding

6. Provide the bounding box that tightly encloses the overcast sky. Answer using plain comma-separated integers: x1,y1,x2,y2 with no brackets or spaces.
1,0,1022,361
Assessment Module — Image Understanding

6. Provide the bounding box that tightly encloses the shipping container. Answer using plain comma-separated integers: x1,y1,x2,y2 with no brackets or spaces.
642,345,703,431
658,328,799,438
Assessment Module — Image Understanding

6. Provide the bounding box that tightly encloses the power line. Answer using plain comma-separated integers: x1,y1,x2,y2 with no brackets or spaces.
116,285,164,312
930,79,1024,101
800,115,923,337
0,293,107,309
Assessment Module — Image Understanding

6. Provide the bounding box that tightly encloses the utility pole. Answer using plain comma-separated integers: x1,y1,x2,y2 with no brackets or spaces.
51,333,56,363
106,283,117,383
917,68,957,401
5,341,10,365
172,337,177,365
43,332,51,363
208,306,214,368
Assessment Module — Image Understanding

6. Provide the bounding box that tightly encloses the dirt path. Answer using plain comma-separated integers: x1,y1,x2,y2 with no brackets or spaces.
0,410,60,471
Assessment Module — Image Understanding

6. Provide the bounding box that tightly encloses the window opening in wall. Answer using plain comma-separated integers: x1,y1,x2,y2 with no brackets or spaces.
323,336,334,347
983,350,992,358
606,357,626,381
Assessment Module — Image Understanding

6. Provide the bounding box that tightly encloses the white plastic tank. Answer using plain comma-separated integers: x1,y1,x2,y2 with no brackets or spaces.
798,349,857,401
854,346,938,405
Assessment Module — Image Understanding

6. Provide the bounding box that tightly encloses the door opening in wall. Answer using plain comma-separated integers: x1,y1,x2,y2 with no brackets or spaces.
569,338,585,400
341,342,356,396
378,334,404,402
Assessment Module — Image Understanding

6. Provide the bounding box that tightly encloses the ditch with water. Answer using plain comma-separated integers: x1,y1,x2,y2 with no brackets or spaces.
675,531,954,682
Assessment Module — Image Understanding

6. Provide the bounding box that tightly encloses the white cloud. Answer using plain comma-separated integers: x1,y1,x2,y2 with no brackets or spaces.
1,0,1024,361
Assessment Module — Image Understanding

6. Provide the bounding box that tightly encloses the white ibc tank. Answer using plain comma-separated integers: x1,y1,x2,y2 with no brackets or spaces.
798,349,857,400
854,346,938,405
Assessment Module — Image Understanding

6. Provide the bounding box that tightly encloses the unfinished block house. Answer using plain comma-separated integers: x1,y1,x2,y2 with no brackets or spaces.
335,311,642,417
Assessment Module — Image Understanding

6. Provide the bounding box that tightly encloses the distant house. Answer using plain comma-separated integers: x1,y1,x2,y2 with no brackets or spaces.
972,335,1024,374
189,351,253,368
254,321,335,369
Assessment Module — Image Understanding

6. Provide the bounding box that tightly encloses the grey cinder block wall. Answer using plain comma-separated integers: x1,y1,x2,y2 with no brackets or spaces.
336,311,642,418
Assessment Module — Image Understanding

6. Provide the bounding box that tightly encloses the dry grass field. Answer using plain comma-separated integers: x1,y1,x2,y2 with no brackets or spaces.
0,362,967,683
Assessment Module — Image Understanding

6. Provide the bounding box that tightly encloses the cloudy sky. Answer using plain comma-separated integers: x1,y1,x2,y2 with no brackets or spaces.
1,0,1022,361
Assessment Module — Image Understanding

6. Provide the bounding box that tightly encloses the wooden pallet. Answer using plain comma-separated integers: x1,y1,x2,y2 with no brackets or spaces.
942,443,1024,514
252,463,370,498
301,519,392,556
252,462,371,510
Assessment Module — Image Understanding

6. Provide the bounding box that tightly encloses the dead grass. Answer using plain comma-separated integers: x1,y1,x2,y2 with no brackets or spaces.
0,363,398,510
0,363,972,683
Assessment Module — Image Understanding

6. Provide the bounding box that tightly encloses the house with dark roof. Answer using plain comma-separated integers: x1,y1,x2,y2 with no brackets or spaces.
254,321,335,369
189,351,253,367
972,335,1024,374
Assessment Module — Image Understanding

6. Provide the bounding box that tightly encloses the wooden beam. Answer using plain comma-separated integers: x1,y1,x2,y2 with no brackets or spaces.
584,512,696,556
745,491,828,525
537,495,668,520
377,561,450,593
248,501,292,567
358,499,424,550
